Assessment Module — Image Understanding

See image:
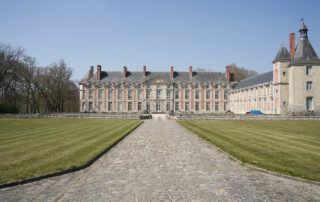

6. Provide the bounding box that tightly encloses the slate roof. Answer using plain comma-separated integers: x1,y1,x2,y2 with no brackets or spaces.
273,45,291,63
80,71,227,84
292,23,320,65
233,71,273,90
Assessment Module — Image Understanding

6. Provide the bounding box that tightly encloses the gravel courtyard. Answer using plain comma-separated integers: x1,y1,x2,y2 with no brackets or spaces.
0,118,320,201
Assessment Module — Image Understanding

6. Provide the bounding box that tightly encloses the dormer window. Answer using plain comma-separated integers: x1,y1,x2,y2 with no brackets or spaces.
306,66,312,75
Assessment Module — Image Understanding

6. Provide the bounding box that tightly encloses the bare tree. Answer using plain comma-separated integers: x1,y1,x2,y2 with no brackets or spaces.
228,63,258,82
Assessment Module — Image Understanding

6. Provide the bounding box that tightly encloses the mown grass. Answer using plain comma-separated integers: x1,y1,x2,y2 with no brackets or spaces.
0,118,142,184
178,120,320,182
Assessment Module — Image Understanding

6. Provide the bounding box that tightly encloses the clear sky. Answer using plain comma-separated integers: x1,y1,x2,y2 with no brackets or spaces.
1,0,320,80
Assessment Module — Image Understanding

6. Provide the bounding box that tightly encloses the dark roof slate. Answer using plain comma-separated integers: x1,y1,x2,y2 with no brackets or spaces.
81,71,227,84
273,45,291,63
292,38,320,65
233,71,273,90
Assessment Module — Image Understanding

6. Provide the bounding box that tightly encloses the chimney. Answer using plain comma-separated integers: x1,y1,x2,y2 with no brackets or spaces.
123,66,127,78
225,66,230,81
189,66,193,78
97,65,101,80
171,66,174,79
143,65,146,77
90,66,94,78
289,32,295,58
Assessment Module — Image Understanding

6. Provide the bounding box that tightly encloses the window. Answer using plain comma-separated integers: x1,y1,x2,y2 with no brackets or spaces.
167,84,171,89
108,102,112,111
82,91,85,99
185,90,189,99
118,102,123,111
166,102,170,111
166,90,171,99
118,90,123,99
98,84,102,88
195,84,199,88
108,90,113,100
175,102,179,110
98,102,102,111
88,84,92,89
98,90,103,99
215,102,219,111
206,90,210,99
156,90,161,99
146,90,150,99
146,102,150,112
175,84,179,88
307,81,312,90
215,84,219,88
195,90,200,99
206,84,210,89
195,102,199,111
306,66,312,75
127,84,132,89
137,84,141,89
138,102,142,111
215,91,219,99
146,84,150,89
223,85,227,89
224,90,228,100
307,97,313,110
156,102,161,111
157,84,160,89
128,102,132,111
175,91,179,99
82,102,85,111
206,102,210,111
138,90,142,100
185,102,189,111
89,102,93,111
185,84,189,88
224,102,228,111
128,90,132,100
89,90,93,99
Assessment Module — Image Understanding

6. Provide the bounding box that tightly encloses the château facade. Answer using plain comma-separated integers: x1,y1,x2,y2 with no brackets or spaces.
80,22,320,115
79,66,232,113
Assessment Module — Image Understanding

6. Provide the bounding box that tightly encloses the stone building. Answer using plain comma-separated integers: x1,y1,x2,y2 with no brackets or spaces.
79,66,233,113
230,22,320,115
80,22,319,115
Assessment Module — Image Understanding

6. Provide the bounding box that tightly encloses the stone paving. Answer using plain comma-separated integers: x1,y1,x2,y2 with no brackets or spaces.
1,118,320,201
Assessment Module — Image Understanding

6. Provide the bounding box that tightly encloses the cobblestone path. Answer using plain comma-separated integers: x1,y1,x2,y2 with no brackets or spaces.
1,119,320,201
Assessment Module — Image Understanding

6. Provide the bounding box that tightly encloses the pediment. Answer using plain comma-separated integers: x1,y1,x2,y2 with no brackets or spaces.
145,76,171,84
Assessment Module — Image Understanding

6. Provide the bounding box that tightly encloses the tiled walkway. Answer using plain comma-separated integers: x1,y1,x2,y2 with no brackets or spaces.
1,119,320,201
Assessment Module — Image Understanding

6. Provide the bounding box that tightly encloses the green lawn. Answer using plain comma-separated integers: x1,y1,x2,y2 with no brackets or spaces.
178,120,320,182
0,118,142,184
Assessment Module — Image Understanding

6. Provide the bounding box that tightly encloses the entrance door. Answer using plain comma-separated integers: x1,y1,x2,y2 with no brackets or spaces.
156,102,161,112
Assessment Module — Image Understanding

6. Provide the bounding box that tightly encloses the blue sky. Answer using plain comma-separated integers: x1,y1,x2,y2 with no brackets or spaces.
1,0,320,80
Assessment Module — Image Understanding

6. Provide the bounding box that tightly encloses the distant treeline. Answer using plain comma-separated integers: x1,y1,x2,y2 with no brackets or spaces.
0,43,79,113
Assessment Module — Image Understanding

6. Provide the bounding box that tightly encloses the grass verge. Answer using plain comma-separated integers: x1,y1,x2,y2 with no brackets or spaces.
0,118,142,184
178,120,320,182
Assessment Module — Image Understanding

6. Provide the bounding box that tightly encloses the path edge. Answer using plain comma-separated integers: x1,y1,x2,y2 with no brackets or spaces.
0,121,143,189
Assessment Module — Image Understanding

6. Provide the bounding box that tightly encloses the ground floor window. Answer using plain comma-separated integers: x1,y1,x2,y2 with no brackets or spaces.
108,102,112,111
215,102,219,111
98,102,102,111
195,102,199,111
175,102,179,111
118,102,123,112
185,102,189,111
206,102,210,111
82,102,85,111
138,102,142,111
89,102,93,111
128,102,132,111
146,102,150,112
307,97,313,110
166,102,170,111
156,102,161,112
224,102,228,111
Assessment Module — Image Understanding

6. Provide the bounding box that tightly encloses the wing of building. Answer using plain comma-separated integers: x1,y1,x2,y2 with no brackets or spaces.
79,66,233,113
230,22,320,115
